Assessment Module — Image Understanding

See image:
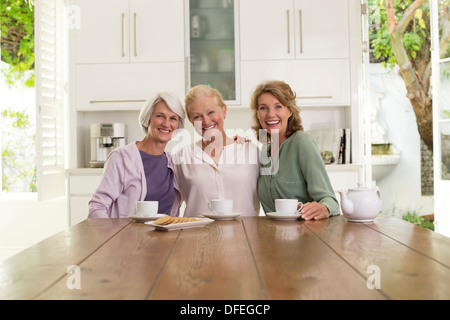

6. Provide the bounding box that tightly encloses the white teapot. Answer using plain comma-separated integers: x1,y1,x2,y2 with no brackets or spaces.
337,183,382,222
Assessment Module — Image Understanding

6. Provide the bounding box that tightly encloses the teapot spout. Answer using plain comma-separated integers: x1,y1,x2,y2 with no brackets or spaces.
338,190,354,216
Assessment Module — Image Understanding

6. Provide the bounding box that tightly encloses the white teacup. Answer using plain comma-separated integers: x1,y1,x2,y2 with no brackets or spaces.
208,199,233,215
275,199,304,215
136,201,159,217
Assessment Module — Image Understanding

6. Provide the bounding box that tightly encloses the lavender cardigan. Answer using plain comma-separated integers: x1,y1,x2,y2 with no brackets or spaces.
88,142,181,218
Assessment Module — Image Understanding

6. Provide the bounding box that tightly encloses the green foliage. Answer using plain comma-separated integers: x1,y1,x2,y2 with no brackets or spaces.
444,110,450,118
0,0,35,87
368,0,429,69
402,211,435,230
1,109,30,128
1,0,36,193
1,108,36,192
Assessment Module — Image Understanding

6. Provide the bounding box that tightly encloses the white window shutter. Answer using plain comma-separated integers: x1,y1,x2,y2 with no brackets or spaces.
35,0,66,200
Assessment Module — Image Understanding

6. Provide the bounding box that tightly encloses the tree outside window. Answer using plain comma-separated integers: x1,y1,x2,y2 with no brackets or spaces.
1,0,36,193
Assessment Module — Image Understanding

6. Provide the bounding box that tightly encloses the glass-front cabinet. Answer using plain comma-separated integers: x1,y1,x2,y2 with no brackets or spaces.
186,0,239,104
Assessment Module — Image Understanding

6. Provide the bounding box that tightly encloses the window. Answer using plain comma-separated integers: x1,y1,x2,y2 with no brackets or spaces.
1,0,66,200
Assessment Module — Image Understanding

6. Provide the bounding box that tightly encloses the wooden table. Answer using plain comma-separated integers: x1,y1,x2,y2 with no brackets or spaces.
1,215,450,300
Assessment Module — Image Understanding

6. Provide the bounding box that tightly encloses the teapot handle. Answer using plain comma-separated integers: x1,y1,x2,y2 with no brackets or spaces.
376,186,382,203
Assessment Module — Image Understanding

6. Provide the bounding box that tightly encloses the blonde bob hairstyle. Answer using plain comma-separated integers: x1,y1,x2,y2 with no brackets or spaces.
250,80,304,140
139,91,185,135
184,84,225,119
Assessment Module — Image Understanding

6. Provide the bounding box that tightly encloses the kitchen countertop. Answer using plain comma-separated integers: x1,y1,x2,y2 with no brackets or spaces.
67,168,103,175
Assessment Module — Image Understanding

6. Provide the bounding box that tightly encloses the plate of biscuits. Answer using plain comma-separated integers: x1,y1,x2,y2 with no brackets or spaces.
145,215,214,231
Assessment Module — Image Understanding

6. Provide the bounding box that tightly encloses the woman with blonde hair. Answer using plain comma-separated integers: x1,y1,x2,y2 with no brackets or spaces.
89,91,185,218
250,80,339,220
172,85,260,217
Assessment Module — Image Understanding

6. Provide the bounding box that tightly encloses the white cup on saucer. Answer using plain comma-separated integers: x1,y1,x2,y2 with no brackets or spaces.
136,201,158,217
208,199,233,215
275,199,303,215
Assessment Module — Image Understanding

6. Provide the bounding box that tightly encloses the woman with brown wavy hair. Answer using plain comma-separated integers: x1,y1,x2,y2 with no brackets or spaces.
250,80,339,220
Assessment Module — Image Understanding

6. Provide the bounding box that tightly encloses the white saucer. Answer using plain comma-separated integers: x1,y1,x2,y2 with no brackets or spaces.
347,218,375,223
129,213,167,222
202,212,242,220
267,212,302,221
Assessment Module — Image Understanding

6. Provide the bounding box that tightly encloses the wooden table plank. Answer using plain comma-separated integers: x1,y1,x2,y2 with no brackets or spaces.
364,214,450,268
243,217,386,300
149,220,266,300
304,215,450,299
35,221,179,300
0,218,131,300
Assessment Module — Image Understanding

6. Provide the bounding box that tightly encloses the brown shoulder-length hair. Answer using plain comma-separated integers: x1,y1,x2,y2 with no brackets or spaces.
250,80,303,140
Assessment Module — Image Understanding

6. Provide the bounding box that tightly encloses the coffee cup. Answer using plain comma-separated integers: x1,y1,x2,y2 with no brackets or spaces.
208,199,233,215
275,199,303,215
136,201,159,217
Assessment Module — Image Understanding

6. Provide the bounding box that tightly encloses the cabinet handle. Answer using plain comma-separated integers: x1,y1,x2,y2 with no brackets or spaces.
286,10,290,54
297,96,333,99
121,13,125,57
185,56,190,93
134,13,137,56
89,99,146,103
298,10,303,54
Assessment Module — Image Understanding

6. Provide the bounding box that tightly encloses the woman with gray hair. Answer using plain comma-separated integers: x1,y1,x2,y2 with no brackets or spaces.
88,92,185,218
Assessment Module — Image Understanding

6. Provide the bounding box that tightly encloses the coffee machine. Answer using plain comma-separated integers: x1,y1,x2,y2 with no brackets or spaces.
90,123,126,168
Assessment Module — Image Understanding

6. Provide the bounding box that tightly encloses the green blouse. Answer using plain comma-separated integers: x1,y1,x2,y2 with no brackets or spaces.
258,130,340,216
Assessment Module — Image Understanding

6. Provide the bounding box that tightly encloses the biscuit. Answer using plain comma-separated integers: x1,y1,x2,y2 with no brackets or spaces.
153,215,171,225
153,216,201,225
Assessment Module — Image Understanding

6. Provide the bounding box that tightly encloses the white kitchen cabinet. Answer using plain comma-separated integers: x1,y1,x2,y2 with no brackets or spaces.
241,59,350,107
239,0,364,175
240,0,292,61
70,0,185,111
293,0,349,59
239,0,351,107
239,0,349,61
75,63,185,111
74,0,184,64
67,169,103,226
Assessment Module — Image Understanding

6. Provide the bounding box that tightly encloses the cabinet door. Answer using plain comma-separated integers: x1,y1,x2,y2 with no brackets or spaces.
294,0,349,59
240,0,294,60
240,0,349,61
74,0,184,64
241,59,350,107
130,0,184,63
68,174,103,226
188,0,239,103
74,0,129,63
76,62,185,110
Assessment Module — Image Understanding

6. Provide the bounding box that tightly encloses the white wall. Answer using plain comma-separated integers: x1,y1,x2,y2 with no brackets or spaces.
369,63,433,216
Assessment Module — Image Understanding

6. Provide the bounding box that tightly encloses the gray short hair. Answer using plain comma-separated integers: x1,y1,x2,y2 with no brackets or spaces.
139,92,185,134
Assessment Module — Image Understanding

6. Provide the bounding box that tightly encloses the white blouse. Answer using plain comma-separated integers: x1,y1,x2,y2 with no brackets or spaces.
171,141,261,217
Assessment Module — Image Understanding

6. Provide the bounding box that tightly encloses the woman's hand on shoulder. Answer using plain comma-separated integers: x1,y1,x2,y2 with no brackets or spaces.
233,135,251,144
300,202,329,221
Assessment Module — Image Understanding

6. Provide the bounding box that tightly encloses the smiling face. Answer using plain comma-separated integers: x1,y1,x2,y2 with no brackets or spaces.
188,95,227,138
148,101,180,143
256,92,292,142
